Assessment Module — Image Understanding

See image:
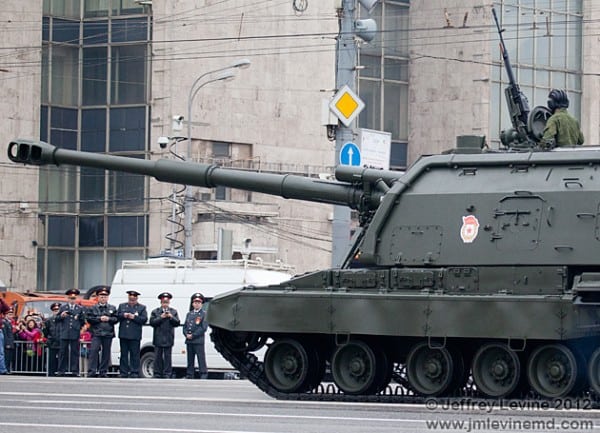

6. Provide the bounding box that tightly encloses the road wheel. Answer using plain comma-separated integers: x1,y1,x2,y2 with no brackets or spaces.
527,344,579,398
588,347,600,395
140,351,155,379
331,340,383,395
472,343,520,398
264,339,311,393
406,342,454,396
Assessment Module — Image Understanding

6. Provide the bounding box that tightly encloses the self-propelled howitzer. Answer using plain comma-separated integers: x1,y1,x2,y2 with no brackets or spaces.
9,138,600,404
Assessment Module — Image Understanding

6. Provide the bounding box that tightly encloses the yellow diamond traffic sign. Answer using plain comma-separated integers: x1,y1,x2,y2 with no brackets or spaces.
329,85,365,127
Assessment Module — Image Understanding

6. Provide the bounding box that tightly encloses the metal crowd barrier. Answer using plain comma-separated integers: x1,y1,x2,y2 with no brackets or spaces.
9,340,92,377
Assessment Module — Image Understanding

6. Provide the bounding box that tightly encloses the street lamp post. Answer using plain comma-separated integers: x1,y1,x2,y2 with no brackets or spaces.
183,59,251,259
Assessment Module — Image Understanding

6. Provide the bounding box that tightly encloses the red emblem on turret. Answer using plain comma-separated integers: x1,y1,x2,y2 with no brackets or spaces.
460,215,480,243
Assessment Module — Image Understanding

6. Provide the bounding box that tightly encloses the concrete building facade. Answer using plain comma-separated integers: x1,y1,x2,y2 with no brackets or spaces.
0,0,598,292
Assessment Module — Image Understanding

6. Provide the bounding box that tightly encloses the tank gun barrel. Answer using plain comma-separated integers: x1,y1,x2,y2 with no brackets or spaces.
8,139,384,210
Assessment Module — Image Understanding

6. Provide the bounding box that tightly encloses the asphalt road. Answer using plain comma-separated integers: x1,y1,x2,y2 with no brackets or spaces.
0,376,599,433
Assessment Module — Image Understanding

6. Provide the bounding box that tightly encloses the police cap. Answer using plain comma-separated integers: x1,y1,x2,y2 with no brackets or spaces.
96,287,110,296
65,288,80,297
190,293,205,302
158,292,172,300
50,302,61,311
126,290,141,296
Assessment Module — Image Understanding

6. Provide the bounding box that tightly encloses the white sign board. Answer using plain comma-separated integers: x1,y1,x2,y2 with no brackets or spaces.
358,128,391,170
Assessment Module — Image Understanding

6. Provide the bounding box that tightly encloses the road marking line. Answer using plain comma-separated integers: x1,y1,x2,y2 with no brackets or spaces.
0,422,283,433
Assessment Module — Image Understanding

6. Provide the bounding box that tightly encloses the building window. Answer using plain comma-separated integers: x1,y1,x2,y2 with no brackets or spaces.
358,1,409,170
490,1,583,146
38,2,150,290
213,142,231,200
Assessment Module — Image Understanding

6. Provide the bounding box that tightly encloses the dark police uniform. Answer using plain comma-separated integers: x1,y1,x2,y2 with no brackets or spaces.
86,288,118,377
56,290,85,376
183,293,208,379
116,291,147,378
43,303,61,376
149,292,180,378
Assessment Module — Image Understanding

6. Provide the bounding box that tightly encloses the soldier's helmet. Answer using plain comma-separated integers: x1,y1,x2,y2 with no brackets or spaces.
548,89,569,111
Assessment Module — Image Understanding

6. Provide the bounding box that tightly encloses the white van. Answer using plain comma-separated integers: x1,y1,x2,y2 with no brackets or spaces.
107,257,293,378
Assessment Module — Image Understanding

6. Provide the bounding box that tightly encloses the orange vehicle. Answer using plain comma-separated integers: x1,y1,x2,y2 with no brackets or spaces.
0,291,96,321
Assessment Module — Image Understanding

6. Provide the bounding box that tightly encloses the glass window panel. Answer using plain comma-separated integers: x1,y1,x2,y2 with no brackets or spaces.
47,250,74,291
215,186,228,200
51,0,80,18
40,105,48,142
536,69,549,87
551,14,566,68
50,107,77,149
535,33,550,66
51,18,79,43
359,54,381,79
108,163,145,212
212,142,230,157
383,81,408,141
112,0,145,16
502,7,518,61
41,45,49,103
83,20,108,45
42,17,50,41
567,0,583,14
85,0,109,18
551,71,566,89
109,107,146,152
106,249,144,283
533,87,548,108
43,0,50,15
111,45,147,104
111,18,147,43
566,18,582,69
79,216,104,246
567,72,581,91
384,58,408,82
82,109,106,152
389,142,407,169
48,215,76,246
39,166,77,213
51,45,78,105
80,167,105,213
518,67,533,86
570,92,581,119
79,251,105,289
536,0,550,9
384,4,409,57
108,216,146,247
518,20,534,65
83,47,108,105
37,249,45,291
358,79,381,131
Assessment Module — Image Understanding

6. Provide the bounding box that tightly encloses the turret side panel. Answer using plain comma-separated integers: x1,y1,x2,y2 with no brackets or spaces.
372,163,600,266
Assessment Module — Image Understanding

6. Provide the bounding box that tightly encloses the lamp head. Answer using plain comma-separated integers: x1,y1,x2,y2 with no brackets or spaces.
355,18,378,43
215,69,236,82
232,58,251,69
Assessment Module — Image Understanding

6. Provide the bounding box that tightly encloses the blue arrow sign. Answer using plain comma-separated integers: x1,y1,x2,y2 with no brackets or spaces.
340,142,361,166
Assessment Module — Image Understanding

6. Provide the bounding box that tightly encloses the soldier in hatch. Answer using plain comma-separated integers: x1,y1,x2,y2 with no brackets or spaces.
541,89,584,148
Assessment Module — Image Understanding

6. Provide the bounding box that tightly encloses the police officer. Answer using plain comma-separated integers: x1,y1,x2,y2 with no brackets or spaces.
149,292,180,378
183,293,208,379
541,89,585,148
43,302,61,376
56,289,85,376
86,287,117,377
116,290,147,378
